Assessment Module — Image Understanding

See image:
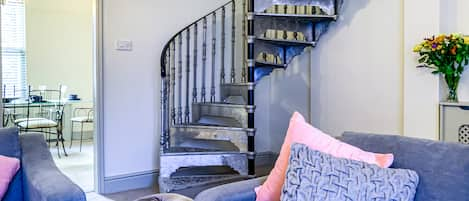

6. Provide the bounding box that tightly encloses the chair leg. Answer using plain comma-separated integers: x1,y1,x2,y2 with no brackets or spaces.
48,128,51,148
70,122,74,149
80,123,84,152
59,128,68,157
56,132,61,158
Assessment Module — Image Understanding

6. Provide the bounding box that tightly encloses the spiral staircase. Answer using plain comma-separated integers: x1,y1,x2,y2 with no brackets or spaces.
159,0,343,193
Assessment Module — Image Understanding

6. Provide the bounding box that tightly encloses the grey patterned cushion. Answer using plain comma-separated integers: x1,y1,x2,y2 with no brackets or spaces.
281,143,419,201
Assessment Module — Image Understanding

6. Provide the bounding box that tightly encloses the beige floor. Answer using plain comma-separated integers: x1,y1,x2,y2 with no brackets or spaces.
51,139,95,192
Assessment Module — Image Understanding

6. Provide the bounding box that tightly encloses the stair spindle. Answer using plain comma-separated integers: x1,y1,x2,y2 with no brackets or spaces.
230,1,236,83
192,23,198,103
210,12,217,102
201,17,208,103
161,50,170,152
177,35,183,124
185,29,191,123
170,40,176,125
242,0,247,82
220,7,226,85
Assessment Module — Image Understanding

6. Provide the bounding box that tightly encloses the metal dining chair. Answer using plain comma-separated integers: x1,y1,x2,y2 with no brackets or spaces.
15,85,68,157
2,85,27,127
70,108,93,152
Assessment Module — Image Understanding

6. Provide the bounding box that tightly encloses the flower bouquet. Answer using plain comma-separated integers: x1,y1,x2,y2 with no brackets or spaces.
413,34,469,102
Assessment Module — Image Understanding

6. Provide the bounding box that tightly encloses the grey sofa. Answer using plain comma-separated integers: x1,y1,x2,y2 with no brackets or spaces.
194,132,469,201
0,127,86,201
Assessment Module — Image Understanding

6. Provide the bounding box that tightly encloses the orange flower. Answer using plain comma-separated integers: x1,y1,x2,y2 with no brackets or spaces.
450,46,457,55
436,35,445,43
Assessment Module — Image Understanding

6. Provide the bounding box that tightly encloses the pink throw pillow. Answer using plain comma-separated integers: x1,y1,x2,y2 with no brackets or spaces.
255,112,394,201
0,155,20,200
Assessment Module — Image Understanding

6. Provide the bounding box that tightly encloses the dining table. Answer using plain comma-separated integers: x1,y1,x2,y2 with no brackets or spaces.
3,98,85,140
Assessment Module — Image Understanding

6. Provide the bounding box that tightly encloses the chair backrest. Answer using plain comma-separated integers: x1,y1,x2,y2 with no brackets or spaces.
24,85,66,128
73,108,94,119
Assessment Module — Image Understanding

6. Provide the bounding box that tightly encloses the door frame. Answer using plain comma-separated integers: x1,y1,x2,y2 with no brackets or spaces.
0,0,105,193
93,0,105,194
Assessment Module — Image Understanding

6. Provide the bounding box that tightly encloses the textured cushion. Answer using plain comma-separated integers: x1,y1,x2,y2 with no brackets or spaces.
71,116,93,122
0,127,23,201
256,112,394,201
341,132,469,201
0,155,20,200
281,143,419,201
14,118,45,124
18,118,57,129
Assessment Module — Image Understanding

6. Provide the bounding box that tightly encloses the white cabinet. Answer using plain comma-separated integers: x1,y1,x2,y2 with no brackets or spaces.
439,102,469,144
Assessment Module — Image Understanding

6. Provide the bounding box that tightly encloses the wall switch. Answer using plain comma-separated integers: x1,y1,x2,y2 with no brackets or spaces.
115,40,133,51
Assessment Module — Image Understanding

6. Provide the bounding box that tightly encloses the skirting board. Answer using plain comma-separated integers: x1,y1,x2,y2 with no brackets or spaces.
102,152,277,194
103,169,159,194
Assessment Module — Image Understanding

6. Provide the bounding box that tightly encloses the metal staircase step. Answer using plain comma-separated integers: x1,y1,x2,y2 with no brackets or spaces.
159,152,249,193
192,102,255,128
159,152,248,192
224,96,245,105
177,138,240,152
220,83,255,105
159,174,249,193
171,125,254,152
197,115,241,127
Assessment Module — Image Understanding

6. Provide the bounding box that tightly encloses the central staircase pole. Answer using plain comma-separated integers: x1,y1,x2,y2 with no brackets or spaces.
247,0,255,176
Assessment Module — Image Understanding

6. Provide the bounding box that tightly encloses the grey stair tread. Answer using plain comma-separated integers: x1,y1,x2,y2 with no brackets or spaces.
178,139,240,152
162,150,247,155
160,174,249,193
171,166,239,177
173,124,255,131
193,102,255,109
197,115,242,127
221,82,255,87
223,96,246,104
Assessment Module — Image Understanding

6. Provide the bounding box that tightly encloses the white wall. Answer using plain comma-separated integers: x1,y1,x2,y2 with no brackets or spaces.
26,0,94,103
268,50,312,152
25,0,94,140
308,0,469,140
453,0,469,101
310,0,403,136
102,0,228,178
402,0,441,139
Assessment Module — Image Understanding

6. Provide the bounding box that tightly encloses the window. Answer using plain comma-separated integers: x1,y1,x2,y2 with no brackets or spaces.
1,0,27,98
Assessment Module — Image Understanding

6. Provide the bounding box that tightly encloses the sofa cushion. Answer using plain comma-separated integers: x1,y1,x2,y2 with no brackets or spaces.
281,143,419,201
255,112,394,201
0,127,23,201
0,155,20,200
341,132,469,201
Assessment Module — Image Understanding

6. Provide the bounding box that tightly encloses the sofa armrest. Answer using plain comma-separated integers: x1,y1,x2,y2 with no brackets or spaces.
20,133,86,201
194,177,266,201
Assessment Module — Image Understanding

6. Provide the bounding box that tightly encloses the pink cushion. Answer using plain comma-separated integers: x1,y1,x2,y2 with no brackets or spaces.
255,112,394,201
0,155,20,200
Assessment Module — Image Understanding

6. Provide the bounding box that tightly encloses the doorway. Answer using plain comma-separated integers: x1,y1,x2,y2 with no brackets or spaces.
0,0,102,194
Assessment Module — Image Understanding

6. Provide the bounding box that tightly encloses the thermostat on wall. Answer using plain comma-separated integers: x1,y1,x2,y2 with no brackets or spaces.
115,40,133,51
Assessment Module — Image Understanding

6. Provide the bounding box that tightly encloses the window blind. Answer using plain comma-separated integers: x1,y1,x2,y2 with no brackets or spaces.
1,0,27,98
